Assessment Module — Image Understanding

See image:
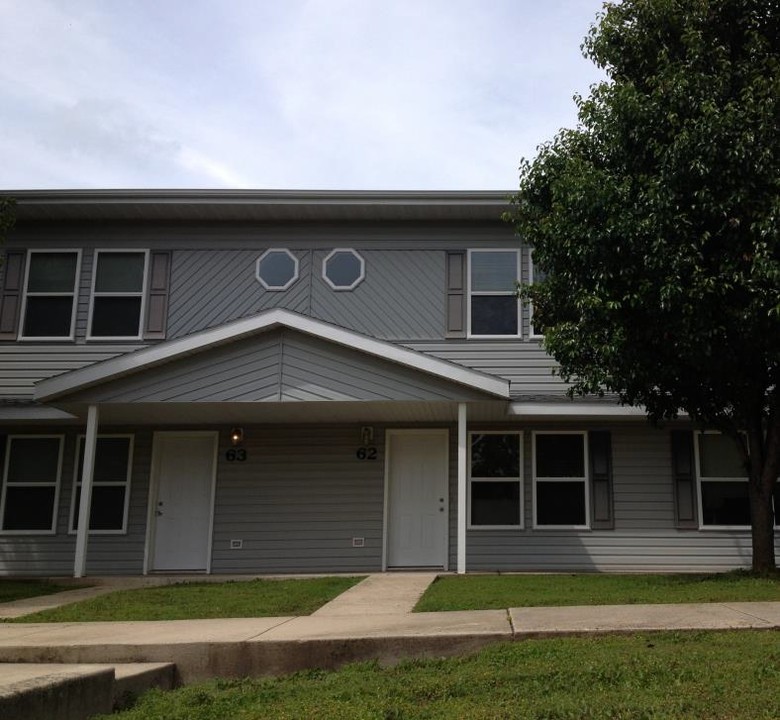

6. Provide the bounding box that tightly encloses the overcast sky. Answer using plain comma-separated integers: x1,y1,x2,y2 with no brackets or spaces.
0,0,607,191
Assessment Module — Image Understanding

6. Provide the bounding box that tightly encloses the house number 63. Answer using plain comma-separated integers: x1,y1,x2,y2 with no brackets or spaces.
225,449,247,462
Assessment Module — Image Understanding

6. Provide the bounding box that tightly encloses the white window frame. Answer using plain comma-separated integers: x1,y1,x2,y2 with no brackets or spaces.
256,248,299,291
467,248,521,339
322,248,365,291
467,431,524,530
532,430,590,530
528,248,544,339
694,430,752,530
18,249,82,341
69,434,134,536
87,249,150,341
0,434,64,535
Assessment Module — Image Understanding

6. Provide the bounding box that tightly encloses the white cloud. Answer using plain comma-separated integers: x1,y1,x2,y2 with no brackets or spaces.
0,0,606,190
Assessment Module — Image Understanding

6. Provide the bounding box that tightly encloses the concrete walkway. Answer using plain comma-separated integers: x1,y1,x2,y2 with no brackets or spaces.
2,573,780,716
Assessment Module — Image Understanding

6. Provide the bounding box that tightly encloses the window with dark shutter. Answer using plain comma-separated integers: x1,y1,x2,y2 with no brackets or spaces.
0,251,26,340
446,251,466,338
670,430,698,528
144,251,171,339
589,431,614,529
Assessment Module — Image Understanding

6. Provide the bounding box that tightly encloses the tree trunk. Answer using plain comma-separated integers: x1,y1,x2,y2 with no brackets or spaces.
749,477,776,574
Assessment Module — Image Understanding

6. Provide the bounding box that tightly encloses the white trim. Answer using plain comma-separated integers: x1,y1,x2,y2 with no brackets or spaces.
383,428,449,571
256,248,299,291
145,431,218,573
35,308,510,401
466,248,521,339
74,405,99,577
0,434,64,535
69,434,134,536
457,403,467,574
467,430,524,530
322,248,366,291
18,249,82,342
509,403,650,419
86,249,149,341
532,430,590,530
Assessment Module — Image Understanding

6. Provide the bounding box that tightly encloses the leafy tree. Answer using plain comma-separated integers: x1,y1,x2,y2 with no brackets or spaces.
508,0,780,572
0,197,14,246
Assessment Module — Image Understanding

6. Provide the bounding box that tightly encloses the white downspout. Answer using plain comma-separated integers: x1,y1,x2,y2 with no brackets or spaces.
457,402,467,574
74,404,99,578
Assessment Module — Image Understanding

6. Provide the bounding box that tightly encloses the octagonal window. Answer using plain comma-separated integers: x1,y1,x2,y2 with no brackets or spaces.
323,249,365,291
256,249,299,291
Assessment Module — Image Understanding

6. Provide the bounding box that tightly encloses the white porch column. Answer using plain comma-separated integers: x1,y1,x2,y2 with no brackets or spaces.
457,402,467,574
74,404,99,578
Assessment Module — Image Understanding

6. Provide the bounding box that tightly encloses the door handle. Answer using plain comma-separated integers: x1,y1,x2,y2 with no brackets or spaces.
155,510,163,517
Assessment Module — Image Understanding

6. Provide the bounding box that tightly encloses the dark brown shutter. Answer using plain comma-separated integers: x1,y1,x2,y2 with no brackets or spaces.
446,251,466,338
144,251,171,339
671,430,698,528
589,430,614,529
0,251,26,340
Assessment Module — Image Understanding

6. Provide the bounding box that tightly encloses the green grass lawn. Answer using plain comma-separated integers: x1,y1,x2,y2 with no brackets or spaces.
9,576,363,622
100,630,780,719
415,571,780,612
0,579,83,604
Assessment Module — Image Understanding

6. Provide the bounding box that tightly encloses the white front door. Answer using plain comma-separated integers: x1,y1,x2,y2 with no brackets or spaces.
149,432,217,572
386,430,448,568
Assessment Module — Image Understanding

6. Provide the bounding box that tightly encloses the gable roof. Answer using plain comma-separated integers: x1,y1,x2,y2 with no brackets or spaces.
34,309,510,403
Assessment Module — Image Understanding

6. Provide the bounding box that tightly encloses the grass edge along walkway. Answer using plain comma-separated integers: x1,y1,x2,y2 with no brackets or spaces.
0,579,87,604
99,630,780,720
8,575,364,622
415,570,780,612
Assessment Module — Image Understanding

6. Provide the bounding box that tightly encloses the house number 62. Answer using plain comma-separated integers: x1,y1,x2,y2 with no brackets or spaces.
356,446,378,460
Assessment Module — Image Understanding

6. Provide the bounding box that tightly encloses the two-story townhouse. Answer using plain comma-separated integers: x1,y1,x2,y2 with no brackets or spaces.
0,190,776,578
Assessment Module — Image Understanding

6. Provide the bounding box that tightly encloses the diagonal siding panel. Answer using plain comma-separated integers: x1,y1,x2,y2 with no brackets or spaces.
310,250,445,339
167,250,311,337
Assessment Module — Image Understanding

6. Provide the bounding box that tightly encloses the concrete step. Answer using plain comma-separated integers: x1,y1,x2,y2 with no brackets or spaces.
112,662,176,709
0,661,176,720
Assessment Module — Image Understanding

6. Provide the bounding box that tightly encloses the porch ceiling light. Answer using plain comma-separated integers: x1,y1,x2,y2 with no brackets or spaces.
230,427,244,446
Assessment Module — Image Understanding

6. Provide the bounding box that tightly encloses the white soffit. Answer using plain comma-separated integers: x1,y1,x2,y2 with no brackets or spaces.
34,309,509,402
508,402,650,420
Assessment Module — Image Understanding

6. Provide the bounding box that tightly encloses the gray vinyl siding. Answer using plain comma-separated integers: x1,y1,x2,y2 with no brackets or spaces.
0,427,150,576
465,423,778,572
405,340,566,396
167,249,445,341
66,330,492,404
0,345,142,399
309,250,444,339
1,421,775,576
211,425,385,573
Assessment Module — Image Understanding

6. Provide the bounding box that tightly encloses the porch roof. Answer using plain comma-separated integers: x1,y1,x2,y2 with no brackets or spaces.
34,309,510,406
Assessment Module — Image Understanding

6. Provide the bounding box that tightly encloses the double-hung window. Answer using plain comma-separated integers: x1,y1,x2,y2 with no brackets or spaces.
695,432,751,528
533,431,589,528
88,250,148,339
0,435,64,533
70,435,133,534
20,250,81,340
469,432,523,528
468,249,520,337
